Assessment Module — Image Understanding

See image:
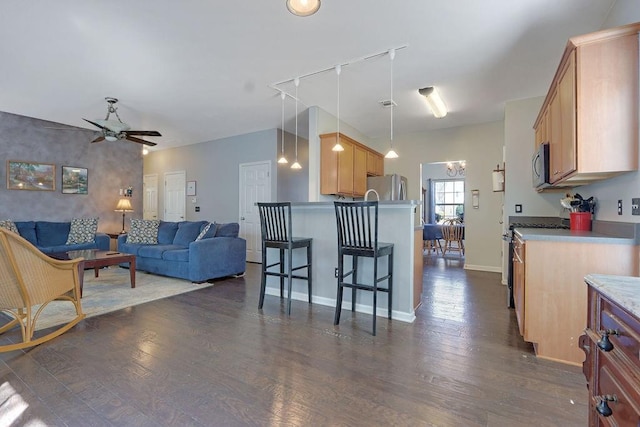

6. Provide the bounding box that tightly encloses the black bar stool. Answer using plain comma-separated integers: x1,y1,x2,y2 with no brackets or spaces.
334,201,393,336
257,202,312,315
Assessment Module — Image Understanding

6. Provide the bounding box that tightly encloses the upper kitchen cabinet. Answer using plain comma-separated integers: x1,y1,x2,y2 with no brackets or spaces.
533,22,639,187
320,132,384,197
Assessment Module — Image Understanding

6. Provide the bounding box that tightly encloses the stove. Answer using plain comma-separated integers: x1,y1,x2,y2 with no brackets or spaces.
506,220,570,308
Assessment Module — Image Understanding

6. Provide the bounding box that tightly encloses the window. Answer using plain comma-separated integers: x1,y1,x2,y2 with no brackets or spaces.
434,180,464,222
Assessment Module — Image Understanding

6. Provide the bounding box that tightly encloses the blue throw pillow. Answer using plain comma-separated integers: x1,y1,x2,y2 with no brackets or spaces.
15,221,37,245
157,221,179,244
173,221,206,246
36,221,71,247
215,222,239,238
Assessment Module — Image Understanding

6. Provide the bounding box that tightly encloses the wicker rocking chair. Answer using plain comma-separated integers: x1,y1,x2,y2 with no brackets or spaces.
0,228,85,352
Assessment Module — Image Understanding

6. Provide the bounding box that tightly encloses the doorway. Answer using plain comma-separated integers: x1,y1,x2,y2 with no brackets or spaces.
143,174,158,220
239,161,271,263
164,171,186,221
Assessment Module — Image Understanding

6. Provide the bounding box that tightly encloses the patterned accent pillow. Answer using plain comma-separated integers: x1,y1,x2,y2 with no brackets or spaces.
127,219,160,244
66,217,98,244
195,222,218,241
0,219,19,234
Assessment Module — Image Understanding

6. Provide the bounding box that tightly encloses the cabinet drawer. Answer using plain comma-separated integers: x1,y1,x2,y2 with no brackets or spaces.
599,296,640,371
595,358,640,425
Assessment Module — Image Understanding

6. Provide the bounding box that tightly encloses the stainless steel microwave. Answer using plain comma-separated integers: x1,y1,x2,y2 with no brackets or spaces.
532,142,550,188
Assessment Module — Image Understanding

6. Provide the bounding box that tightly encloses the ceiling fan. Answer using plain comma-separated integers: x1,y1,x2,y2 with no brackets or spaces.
84,97,161,146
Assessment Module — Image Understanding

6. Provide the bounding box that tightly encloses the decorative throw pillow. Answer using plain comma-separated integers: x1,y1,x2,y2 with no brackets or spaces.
66,217,98,244
127,219,160,244
195,222,218,241
0,219,19,234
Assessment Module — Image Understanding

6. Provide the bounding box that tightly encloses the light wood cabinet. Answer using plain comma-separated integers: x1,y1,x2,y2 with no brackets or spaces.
581,280,640,425
533,22,639,187
320,132,384,197
366,150,384,176
512,234,526,337
515,236,637,365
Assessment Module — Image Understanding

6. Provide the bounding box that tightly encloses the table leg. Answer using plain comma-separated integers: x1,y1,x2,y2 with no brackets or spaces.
129,257,136,288
94,267,100,278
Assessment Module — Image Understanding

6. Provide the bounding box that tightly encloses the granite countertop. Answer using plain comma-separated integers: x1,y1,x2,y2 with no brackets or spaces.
514,228,637,245
585,274,640,318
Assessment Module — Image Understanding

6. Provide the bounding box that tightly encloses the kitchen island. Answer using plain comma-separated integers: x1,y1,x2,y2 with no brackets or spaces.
513,224,638,365
262,201,421,323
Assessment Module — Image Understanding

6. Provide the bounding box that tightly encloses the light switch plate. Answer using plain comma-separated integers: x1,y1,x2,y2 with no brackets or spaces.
515,204,522,213
632,198,640,215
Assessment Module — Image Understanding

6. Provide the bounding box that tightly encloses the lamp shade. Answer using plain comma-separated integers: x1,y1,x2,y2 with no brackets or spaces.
286,0,321,16
115,198,133,211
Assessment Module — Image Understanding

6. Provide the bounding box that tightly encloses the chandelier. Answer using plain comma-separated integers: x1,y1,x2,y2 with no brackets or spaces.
447,161,465,177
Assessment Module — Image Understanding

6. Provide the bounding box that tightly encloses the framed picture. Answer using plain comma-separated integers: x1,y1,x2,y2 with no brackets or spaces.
62,166,88,194
187,181,196,196
6,160,56,191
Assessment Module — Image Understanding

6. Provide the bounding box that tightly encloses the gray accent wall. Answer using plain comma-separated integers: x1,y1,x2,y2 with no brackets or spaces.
0,111,143,232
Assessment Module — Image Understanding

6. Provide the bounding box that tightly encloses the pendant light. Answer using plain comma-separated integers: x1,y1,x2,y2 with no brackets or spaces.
332,64,344,152
278,92,288,164
385,49,398,159
291,77,302,170
286,0,321,17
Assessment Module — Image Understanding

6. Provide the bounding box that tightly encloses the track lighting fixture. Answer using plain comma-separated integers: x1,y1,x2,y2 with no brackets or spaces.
278,92,288,164
385,49,398,159
291,78,302,170
333,64,344,152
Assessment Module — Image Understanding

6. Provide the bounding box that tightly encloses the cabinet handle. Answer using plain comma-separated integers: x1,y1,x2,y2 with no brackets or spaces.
596,395,617,417
597,329,619,352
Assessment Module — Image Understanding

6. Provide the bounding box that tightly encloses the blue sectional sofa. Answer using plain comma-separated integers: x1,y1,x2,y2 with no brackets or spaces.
14,221,110,254
117,220,246,283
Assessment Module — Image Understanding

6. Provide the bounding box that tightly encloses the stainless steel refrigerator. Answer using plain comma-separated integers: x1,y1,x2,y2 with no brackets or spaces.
366,174,407,200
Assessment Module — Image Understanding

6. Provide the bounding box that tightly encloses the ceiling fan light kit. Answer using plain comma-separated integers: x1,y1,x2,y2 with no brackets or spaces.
419,86,447,118
84,97,161,146
286,0,320,16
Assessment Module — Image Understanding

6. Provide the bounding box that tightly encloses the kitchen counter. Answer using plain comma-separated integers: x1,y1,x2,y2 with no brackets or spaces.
584,274,640,318
261,201,421,323
514,227,637,245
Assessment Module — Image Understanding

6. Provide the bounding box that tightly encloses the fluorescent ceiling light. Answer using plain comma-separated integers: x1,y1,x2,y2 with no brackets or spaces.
418,87,447,118
286,0,321,16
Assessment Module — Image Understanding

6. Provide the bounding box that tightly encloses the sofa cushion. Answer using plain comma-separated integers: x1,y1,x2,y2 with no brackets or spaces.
127,219,160,244
65,217,98,245
173,221,206,246
14,221,37,245
162,248,189,262
157,221,179,245
137,244,184,260
195,222,217,241
0,219,18,234
215,222,239,238
36,221,71,247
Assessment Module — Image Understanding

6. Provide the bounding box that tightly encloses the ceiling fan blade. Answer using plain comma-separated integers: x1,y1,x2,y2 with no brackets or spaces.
125,135,157,146
125,130,162,137
83,118,107,130
91,136,105,143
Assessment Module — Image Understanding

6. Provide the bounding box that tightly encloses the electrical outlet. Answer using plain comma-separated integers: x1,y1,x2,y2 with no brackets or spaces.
334,267,339,278
618,200,623,215
515,204,522,213
632,198,640,215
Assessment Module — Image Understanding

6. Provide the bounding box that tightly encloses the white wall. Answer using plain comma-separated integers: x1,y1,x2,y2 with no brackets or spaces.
370,121,505,272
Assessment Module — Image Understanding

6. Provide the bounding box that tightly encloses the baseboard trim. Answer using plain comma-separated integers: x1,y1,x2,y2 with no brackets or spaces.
264,288,416,323
463,264,502,273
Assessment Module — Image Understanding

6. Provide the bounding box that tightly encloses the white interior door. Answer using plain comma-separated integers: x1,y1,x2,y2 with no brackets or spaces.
164,171,186,221
143,174,158,220
239,161,271,263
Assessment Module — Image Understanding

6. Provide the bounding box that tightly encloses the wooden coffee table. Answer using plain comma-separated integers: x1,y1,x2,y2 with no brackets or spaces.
48,249,136,296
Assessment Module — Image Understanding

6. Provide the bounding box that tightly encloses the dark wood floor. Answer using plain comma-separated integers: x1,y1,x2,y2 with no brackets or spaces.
0,255,588,426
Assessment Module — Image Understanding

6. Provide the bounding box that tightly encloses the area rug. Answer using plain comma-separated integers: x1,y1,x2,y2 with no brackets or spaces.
33,267,214,331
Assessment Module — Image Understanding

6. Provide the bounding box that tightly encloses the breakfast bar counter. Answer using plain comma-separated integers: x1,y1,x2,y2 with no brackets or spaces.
262,201,421,323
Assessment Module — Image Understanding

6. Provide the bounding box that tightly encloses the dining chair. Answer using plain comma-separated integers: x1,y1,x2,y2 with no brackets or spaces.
257,202,312,316
441,218,465,256
334,201,393,336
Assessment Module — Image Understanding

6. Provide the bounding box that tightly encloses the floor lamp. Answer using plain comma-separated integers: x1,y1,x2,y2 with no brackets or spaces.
115,198,133,234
